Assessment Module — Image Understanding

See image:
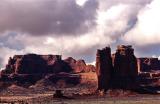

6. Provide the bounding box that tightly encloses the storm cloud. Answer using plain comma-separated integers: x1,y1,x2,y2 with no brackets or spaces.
1,0,160,68
0,0,98,36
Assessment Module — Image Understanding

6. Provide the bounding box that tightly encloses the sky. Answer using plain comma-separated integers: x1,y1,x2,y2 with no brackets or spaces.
0,0,160,68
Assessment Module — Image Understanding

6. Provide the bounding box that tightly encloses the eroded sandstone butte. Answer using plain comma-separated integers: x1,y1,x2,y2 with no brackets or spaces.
96,45,160,93
2,54,95,75
0,54,96,88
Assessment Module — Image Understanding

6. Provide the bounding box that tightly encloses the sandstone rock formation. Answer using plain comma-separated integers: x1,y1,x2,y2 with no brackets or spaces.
4,54,72,74
137,58,160,88
112,45,138,89
64,57,95,73
86,65,96,72
96,45,139,91
75,60,86,73
0,54,96,88
137,58,160,72
96,47,113,91
64,57,76,71
1,45,160,94
114,45,138,78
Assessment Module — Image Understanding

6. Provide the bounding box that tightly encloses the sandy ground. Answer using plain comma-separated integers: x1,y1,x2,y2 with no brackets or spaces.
50,95,160,104
1,72,160,104
1,94,160,104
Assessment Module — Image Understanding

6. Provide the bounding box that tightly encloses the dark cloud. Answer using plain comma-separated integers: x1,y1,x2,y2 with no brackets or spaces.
0,0,159,69
0,58,2,68
0,0,98,36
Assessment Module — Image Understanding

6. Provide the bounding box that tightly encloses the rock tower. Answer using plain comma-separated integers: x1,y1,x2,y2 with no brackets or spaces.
96,47,113,91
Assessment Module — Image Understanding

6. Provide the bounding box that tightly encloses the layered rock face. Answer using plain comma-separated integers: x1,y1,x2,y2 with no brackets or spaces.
3,54,96,75
0,54,96,88
137,58,160,86
137,58,160,72
96,45,138,91
64,57,95,73
96,47,113,91
114,45,138,78
112,45,138,89
4,54,72,74
95,45,160,93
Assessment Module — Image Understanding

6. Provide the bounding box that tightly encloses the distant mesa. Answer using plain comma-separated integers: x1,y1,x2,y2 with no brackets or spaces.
0,54,95,88
2,54,95,75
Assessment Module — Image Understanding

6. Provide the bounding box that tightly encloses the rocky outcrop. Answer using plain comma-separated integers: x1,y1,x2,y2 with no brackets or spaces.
2,45,160,93
86,65,96,72
64,57,95,73
96,47,113,91
112,45,138,89
64,57,76,72
137,58,160,72
75,60,86,73
137,58,160,87
0,54,96,88
96,45,139,91
4,54,72,74
95,45,160,94
114,45,138,78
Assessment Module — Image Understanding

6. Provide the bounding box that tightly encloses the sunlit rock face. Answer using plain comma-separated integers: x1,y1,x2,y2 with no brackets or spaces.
85,65,96,72
96,47,113,91
64,57,96,73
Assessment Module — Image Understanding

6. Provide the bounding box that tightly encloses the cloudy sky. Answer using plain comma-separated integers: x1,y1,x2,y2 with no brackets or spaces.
0,0,160,68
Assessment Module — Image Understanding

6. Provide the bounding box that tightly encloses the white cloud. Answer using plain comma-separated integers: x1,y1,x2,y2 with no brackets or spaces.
87,61,96,66
0,0,157,68
123,0,160,46
0,47,24,67
97,4,129,34
76,0,88,6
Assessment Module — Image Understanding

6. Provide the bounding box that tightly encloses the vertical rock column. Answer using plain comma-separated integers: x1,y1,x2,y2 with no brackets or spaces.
96,47,113,92
113,45,138,89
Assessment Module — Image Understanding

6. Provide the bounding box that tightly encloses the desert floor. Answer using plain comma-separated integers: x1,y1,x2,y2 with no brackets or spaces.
1,92,160,104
